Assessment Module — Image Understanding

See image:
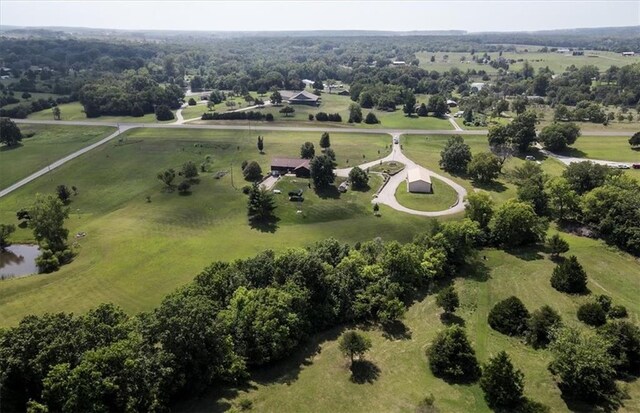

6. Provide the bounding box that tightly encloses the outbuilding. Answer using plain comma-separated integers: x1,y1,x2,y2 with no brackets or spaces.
406,167,432,193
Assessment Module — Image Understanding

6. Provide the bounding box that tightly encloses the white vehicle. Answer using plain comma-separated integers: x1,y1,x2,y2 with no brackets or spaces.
525,155,536,161
617,164,630,169
273,189,282,194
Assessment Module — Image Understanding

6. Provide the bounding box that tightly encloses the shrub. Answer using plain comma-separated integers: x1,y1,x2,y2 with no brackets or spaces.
547,233,569,258
595,294,612,314
577,302,607,327
609,305,628,319
488,296,530,336
525,305,562,348
265,113,274,122
177,181,191,194
435,286,459,314
315,112,328,121
155,105,174,121
188,98,196,106
364,112,379,124
550,255,588,294
597,321,640,377
308,114,314,121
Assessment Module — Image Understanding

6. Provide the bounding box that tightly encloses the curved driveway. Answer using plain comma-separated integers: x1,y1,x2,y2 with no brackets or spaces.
337,133,468,217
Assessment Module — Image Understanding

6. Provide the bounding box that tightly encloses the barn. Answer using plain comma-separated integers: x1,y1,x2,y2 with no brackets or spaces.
406,167,432,193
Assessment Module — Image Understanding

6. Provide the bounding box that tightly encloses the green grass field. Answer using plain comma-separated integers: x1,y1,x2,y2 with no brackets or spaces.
27,101,175,123
0,124,116,189
395,176,459,212
0,128,432,326
559,136,640,163
178,231,640,413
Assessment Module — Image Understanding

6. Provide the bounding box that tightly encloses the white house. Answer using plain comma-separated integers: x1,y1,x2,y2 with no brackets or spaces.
622,52,636,57
407,167,432,193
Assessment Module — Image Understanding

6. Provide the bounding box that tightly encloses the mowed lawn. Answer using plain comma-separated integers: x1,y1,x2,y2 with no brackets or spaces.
558,135,640,163
401,134,567,206
0,128,434,326
179,232,640,413
0,124,116,189
395,176,459,212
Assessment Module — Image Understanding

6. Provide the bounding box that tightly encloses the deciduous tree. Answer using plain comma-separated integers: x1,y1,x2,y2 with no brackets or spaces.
338,330,372,364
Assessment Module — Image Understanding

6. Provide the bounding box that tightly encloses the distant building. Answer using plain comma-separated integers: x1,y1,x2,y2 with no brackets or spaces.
471,82,486,91
406,167,432,193
622,52,636,56
447,99,458,107
271,158,311,177
302,79,315,86
392,60,407,66
285,90,321,106
556,48,571,54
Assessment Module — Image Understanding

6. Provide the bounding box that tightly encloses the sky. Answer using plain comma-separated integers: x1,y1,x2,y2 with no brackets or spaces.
1,0,639,33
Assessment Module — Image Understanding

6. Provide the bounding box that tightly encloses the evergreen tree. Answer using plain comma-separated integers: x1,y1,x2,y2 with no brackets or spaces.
550,255,588,294
247,182,276,222
480,351,525,409
427,326,481,383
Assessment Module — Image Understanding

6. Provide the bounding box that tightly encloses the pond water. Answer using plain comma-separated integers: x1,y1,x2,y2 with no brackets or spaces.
0,244,40,279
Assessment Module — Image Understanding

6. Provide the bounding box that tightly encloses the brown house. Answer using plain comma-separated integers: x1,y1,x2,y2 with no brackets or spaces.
271,157,311,177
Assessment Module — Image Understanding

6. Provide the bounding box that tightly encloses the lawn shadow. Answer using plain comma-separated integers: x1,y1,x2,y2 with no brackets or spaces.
315,185,341,199
491,397,550,413
440,312,466,327
559,389,626,413
351,184,371,192
463,258,491,282
503,244,545,261
0,143,24,152
472,179,507,193
556,147,588,159
349,359,381,384
171,382,257,413
249,215,280,233
381,319,412,340
251,326,344,385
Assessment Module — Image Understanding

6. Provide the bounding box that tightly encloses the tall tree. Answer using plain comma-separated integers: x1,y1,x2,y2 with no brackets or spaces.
348,103,363,123
319,132,331,150
427,325,481,383
257,135,264,153
310,155,335,188
402,91,416,116
467,152,501,183
300,141,315,159
489,199,546,247
439,135,472,173
0,117,23,147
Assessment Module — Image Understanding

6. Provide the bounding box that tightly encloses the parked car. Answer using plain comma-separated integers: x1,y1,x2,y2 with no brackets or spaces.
617,164,630,169
273,189,281,194
525,155,536,161
633,163,640,169
393,138,399,144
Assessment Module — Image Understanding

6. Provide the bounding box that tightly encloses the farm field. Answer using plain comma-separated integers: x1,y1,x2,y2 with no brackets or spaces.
0,128,431,326
416,49,640,75
179,232,640,413
0,124,116,189
394,176,459,212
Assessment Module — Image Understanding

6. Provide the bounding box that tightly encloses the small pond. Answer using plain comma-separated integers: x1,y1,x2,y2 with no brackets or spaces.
0,244,40,280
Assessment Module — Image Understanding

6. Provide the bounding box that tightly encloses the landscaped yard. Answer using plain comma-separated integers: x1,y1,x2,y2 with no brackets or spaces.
0,124,116,189
177,231,640,413
0,128,431,327
395,176,459,212
401,134,567,206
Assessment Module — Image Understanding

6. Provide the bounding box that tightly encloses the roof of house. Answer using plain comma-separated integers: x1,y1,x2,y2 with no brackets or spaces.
271,157,310,170
407,167,431,184
288,90,320,102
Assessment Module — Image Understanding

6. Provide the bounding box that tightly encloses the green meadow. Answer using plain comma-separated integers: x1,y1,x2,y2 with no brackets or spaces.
0,124,116,189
